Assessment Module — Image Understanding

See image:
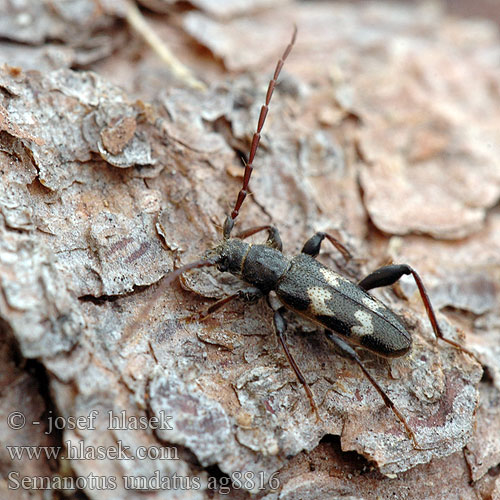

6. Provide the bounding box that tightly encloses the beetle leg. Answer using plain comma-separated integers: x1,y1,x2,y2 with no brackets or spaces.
302,232,351,261
235,225,282,250
325,330,422,449
358,264,413,291
358,264,478,361
187,286,263,322
272,306,321,422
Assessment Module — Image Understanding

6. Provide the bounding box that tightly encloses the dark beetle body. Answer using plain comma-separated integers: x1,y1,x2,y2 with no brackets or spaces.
150,29,476,447
276,253,411,357
215,239,412,358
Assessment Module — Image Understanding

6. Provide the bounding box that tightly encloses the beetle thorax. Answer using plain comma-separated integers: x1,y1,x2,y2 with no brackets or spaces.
211,239,290,293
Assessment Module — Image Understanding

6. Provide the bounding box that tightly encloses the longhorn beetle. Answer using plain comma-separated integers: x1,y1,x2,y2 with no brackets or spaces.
133,27,477,448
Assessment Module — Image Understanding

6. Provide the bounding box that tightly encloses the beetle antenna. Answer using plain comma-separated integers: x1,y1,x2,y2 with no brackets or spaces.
121,258,217,346
223,25,297,239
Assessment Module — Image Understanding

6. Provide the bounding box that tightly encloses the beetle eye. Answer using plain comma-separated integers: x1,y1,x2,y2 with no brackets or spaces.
218,255,229,271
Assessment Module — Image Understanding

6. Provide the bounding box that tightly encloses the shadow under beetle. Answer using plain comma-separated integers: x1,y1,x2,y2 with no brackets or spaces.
136,27,478,448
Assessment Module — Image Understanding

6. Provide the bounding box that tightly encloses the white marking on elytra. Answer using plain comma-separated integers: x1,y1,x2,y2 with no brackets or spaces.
361,295,385,312
307,286,334,316
351,309,374,338
319,268,350,288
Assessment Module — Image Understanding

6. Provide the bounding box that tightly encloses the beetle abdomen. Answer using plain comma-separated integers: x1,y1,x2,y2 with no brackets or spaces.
275,254,411,357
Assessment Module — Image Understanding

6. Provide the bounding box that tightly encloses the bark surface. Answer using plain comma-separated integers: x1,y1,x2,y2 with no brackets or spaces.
0,1,499,499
